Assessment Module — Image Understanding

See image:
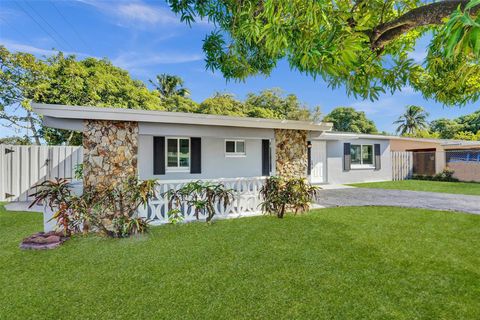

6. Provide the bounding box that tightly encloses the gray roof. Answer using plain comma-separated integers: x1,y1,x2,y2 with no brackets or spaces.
32,103,333,132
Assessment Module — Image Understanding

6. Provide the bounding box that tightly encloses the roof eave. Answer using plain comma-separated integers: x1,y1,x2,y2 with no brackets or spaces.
32,103,333,132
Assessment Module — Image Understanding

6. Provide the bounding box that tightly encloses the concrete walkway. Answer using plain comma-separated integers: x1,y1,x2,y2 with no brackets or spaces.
316,188,480,215
4,201,42,213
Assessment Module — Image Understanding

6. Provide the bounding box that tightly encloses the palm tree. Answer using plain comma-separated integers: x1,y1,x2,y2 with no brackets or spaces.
149,74,190,99
394,105,429,136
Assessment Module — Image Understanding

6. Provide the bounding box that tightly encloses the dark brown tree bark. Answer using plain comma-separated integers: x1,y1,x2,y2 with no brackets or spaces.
370,0,479,51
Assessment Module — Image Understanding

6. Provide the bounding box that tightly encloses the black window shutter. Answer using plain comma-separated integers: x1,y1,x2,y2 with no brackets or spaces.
153,137,165,175
374,144,381,170
343,143,351,171
261,139,270,176
307,141,312,175
190,137,201,174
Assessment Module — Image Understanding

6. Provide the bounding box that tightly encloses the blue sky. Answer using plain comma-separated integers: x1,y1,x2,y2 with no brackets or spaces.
0,0,478,137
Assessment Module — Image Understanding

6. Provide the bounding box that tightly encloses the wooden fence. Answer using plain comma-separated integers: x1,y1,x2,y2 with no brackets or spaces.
0,145,82,202
391,151,413,181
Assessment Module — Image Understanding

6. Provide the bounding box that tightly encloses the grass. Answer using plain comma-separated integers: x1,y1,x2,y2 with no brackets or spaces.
349,179,480,196
1,204,479,319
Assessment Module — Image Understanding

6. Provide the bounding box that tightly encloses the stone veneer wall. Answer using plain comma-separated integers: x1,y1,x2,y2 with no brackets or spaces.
83,120,138,191
274,129,308,179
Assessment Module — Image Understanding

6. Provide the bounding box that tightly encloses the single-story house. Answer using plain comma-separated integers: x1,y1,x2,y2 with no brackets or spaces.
33,103,394,188
32,103,480,227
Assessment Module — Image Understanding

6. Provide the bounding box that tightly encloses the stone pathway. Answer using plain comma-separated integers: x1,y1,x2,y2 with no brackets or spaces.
316,188,480,215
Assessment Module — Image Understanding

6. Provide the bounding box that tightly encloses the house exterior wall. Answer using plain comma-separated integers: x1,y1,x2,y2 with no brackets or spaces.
390,139,441,151
83,120,138,191
137,124,275,180
274,129,308,179
325,138,392,184
447,162,480,182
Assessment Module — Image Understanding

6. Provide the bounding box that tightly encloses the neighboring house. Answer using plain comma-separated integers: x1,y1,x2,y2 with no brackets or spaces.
390,136,480,180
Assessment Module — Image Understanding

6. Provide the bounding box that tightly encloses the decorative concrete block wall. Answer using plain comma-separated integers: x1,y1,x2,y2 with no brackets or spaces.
274,129,307,179
83,120,138,191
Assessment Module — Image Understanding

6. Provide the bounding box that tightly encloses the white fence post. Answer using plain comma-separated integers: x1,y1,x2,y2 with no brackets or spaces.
0,145,83,202
391,151,413,181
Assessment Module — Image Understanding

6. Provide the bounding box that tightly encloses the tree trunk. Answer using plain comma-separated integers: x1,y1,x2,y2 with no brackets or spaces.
26,110,41,145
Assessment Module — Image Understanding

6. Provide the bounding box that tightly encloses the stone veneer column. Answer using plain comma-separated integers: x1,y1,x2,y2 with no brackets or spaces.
274,129,308,179
83,120,138,192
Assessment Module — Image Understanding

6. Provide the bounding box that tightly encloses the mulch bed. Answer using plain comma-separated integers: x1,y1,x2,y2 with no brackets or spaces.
20,231,69,250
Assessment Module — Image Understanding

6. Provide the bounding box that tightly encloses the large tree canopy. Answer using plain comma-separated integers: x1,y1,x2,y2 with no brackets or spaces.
0,46,162,145
167,0,480,105
1,46,321,145
198,89,320,120
430,109,480,139
323,107,377,133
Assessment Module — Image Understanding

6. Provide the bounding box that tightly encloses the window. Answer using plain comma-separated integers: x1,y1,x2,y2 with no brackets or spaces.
166,138,190,171
225,140,246,156
351,144,374,167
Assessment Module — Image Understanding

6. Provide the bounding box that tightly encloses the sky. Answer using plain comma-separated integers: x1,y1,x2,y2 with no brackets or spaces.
0,0,478,138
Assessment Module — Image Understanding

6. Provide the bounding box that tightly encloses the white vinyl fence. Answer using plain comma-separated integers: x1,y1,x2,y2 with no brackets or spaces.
0,145,82,202
391,151,413,181
137,177,266,224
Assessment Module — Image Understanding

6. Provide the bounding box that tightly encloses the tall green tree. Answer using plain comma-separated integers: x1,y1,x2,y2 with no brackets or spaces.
429,118,463,139
149,74,190,99
457,110,480,133
244,88,320,121
323,107,377,133
198,93,246,116
198,89,321,121
0,46,162,145
394,105,429,136
168,0,480,105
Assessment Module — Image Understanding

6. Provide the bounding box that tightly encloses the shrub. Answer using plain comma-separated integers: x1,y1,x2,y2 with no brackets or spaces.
259,176,319,218
29,178,74,235
29,177,156,238
93,177,156,237
167,209,184,224
434,168,458,181
164,181,234,223
29,178,71,211
412,168,459,182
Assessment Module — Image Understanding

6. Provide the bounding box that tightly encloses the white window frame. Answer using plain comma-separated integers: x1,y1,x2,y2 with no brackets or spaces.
166,137,190,172
225,139,246,157
350,144,375,169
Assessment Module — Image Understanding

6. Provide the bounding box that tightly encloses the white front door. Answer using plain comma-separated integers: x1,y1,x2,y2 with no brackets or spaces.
310,141,326,183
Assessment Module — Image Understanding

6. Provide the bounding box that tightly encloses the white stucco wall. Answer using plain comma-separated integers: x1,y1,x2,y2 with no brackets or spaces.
138,124,275,180
324,138,392,184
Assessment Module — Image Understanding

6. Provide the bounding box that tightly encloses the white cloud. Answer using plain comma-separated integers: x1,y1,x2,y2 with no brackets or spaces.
112,51,203,69
116,3,178,25
351,97,400,116
2,39,92,58
76,0,180,27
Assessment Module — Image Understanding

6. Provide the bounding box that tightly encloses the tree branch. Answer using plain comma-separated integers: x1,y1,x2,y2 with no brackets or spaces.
370,0,479,51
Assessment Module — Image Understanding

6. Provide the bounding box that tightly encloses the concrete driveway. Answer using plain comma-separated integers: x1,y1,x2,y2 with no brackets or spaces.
316,188,480,215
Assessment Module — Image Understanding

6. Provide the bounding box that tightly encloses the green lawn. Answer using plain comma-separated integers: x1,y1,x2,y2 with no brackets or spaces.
349,179,480,196
1,204,479,319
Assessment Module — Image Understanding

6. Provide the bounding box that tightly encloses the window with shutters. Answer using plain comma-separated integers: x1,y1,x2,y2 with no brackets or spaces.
166,137,190,171
225,139,246,157
350,144,375,168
